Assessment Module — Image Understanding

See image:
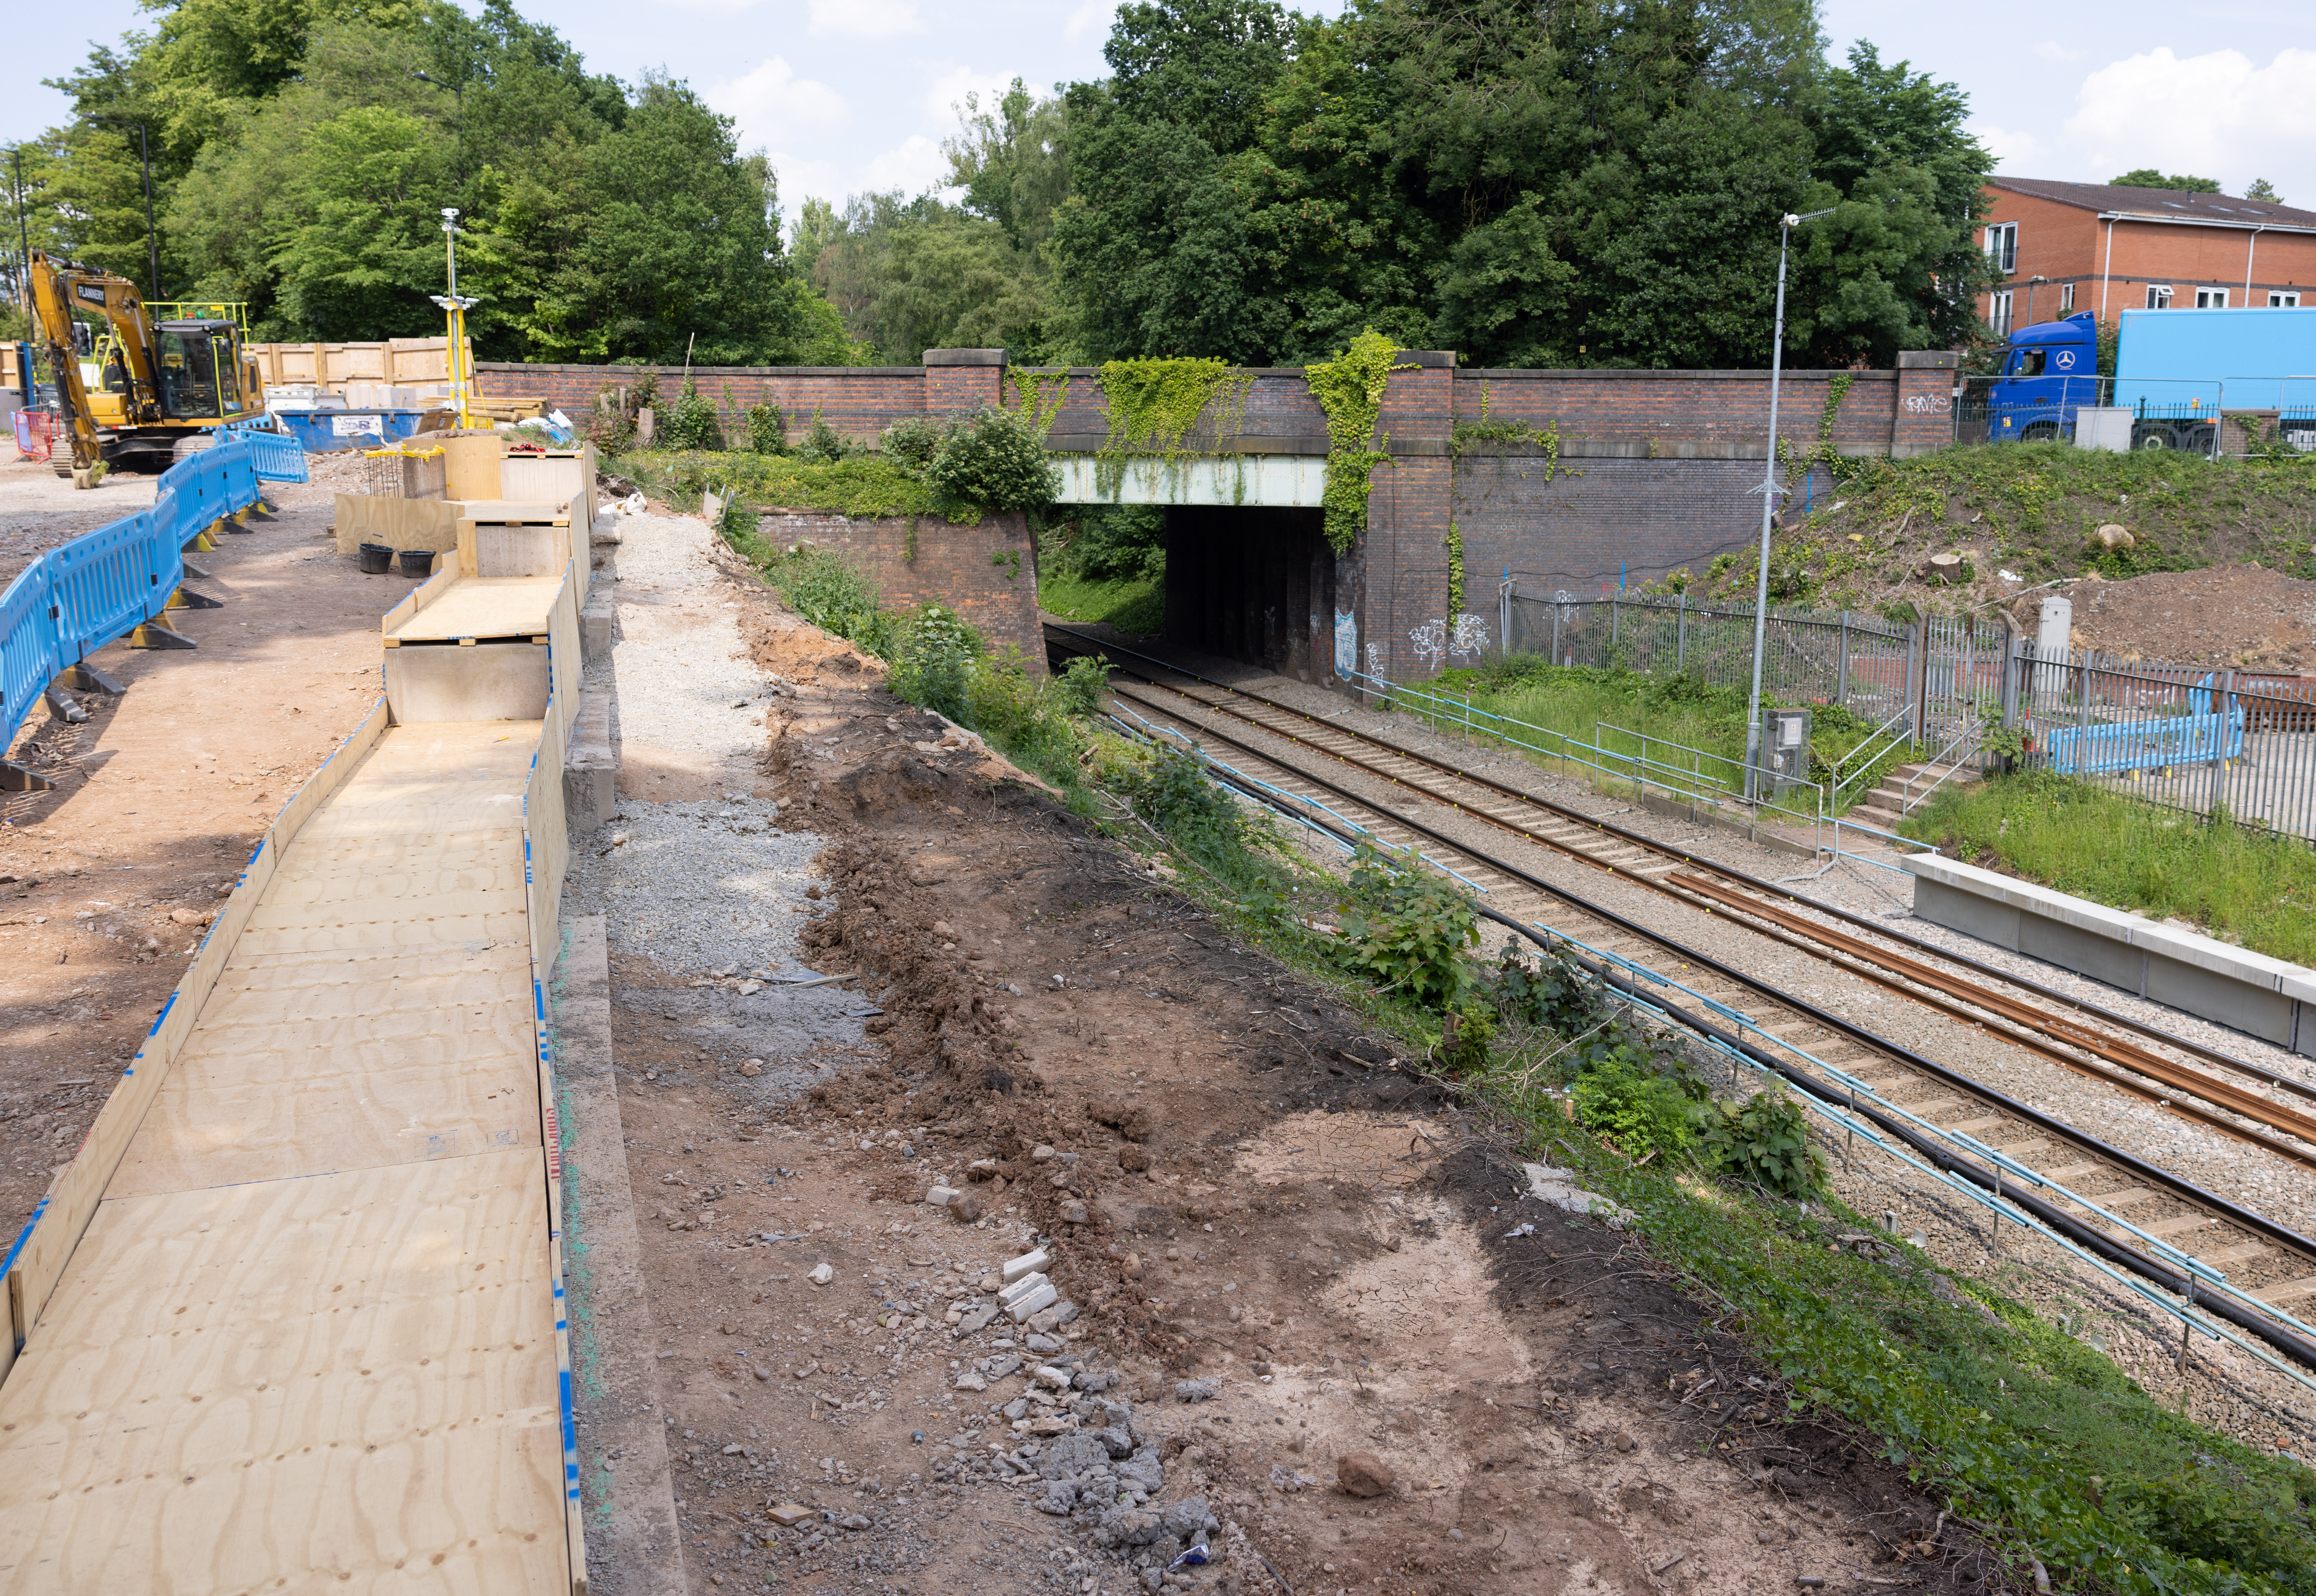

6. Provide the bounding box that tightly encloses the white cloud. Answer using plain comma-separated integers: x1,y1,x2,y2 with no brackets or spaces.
924,65,1015,125
2065,48,2316,192
807,0,920,39
707,56,849,150
2033,40,2085,64
860,134,953,195
651,0,764,13
770,153,846,213
1969,120,2043,171
1065,0,1116,39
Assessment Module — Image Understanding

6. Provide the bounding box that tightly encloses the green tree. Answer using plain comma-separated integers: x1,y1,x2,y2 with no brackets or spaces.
943,78,1073,252
802,192,1058,362
2109,168,2223,193
2246,178,2282,203
267,104,454,337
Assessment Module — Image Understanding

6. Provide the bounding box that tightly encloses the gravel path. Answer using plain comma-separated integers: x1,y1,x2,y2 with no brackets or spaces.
564,509,836,981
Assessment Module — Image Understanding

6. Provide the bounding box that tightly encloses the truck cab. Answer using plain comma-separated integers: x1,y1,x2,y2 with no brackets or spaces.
1985,312,2101,442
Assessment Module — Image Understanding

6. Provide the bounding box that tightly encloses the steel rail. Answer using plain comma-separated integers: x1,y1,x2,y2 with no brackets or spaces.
1097,667,2316,1171
1092,668,2316,1273
1044,622,2311,1103
1109,698,2316,1377
1044,625,2316,1121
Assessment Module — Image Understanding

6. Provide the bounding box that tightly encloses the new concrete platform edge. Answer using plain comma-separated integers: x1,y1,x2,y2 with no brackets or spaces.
551,913,688,1596
1902,853,2316,1057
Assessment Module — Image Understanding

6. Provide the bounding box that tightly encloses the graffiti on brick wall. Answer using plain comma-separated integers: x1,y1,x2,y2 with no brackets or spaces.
1411,617,1448,672
1450,613,1490,663
1365,642,1385,680
1335,610,1358,678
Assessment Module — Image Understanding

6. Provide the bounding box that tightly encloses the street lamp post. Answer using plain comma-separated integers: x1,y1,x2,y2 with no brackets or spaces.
85,119,159,302
1742,207,1834,803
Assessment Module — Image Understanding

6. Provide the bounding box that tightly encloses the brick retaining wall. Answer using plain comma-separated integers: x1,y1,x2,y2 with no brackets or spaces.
752,508,1044,673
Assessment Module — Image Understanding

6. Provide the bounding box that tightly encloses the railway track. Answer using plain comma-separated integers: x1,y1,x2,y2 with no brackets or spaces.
1046,624,2316,1368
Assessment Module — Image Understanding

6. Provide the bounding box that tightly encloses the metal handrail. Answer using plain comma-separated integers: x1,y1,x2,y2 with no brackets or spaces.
1899,727,1981,814
1827,705,1916,808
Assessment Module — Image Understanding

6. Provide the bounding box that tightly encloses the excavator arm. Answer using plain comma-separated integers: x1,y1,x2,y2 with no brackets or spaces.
27,253,111,474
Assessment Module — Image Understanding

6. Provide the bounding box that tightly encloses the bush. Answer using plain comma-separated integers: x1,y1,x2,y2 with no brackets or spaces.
1573,1057,1695,1159
1336,843,1479,1009
756,546,895,660
888,605,980,721
1697,1089,1825,1196
661,385,721,451
1438,1003,1496,1074
880,414,951,471
798,410,851,464
745,403,788,455
924,406,1057,515
1052,653,1113,719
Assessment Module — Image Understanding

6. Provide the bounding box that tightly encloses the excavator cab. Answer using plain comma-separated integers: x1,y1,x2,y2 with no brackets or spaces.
154,321,234,420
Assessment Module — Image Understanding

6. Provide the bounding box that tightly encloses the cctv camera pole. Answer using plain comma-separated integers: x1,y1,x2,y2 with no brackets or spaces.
1742,207,1832,803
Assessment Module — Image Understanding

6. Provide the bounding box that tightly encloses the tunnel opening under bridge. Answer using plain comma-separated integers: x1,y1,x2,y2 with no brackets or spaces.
1160,506,1339,683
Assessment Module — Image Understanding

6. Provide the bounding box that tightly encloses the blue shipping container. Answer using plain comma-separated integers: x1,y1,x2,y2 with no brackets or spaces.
2117,307,2316,413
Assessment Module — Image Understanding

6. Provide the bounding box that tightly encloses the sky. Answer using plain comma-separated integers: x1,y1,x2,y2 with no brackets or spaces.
7,0,2313,223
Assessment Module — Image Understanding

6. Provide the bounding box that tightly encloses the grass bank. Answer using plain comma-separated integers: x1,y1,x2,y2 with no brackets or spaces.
1902,769,2316,966
1702,443,2316,618
1037,565,1163,633
1407,655,1918,814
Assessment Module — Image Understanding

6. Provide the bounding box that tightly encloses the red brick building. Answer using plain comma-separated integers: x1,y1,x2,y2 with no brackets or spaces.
1976,177,2316,335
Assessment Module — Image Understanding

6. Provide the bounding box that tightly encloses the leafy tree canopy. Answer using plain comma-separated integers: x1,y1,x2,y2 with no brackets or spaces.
2109,169,2224,193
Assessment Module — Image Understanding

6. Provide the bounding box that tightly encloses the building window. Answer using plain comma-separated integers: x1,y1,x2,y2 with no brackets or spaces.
2146,285,2174,309
1989,289,2014,336
2196,287,2230,308
1985,222,2017,276
2273,291,2303,308
2059,282,2075,313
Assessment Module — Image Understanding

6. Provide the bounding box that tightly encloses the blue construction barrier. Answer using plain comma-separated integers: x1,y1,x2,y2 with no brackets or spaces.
2040,676,2246,777
0,430,307,765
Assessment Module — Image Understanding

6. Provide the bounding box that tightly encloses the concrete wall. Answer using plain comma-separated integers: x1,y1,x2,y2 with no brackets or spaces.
753,508,1045,673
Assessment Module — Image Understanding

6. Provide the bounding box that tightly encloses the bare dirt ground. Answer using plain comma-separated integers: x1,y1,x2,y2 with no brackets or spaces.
0,453,161,586
0,466,414,1243
586,539,1976,1596
2068,562,2316,671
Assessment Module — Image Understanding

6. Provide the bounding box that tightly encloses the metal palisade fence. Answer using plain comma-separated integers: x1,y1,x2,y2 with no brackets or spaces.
1497,585,2316,847
2010,644,2316,844
1505,591,1916,723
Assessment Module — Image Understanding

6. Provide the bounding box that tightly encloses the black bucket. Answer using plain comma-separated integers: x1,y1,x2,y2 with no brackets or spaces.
358,543,393,575
397,549,435,577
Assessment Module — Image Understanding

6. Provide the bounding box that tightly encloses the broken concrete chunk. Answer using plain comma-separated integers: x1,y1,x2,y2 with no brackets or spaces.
1002,1398,1031,1421
1173,1379,1217,1403
1034,1480,1077,1516
1038,1433,1113,1480
925,1186,962,1207
1162,1497,1219,1540
767,1503,815,1528
980,1351,1023,1379
947,1191,985,1223
954,1370,988,1393
1023,1332,1064,1355
1003,1248,1052,1284
1072,1366,1119,1392
1032,1365,1073,1391
955,1303,1000,1335
1521,1162,1632,1228
1004,1279,1058,1322
1053,1300,1080,1326
1031,1144,1057,1162
807,1262,834,1286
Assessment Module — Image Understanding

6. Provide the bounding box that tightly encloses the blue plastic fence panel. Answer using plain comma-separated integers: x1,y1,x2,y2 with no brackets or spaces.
243,429,309,483
47,504,180,665
0,560,61,754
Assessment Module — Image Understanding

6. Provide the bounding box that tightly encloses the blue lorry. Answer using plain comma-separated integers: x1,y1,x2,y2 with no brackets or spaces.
1980,305,2315,451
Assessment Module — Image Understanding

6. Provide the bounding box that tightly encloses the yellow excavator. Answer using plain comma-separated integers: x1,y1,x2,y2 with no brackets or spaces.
27,251,267,480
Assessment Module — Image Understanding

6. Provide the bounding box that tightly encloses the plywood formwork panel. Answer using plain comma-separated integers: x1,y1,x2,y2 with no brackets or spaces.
0,713,577,1592
0,1151,564,1593
386,578,563,643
